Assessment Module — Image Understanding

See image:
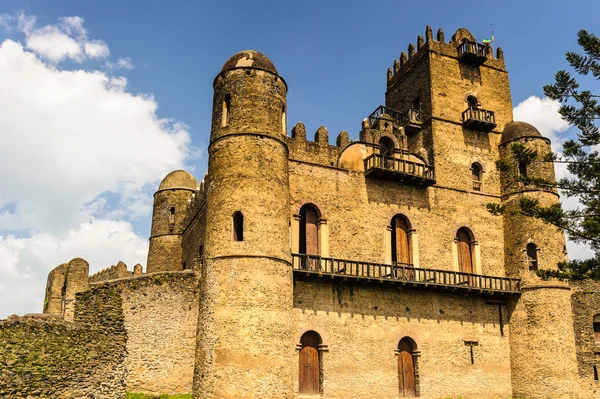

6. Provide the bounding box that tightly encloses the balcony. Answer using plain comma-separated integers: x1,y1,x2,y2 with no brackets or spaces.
292,254,521,296
368,105,403,127
462,107,497,131
457,39,487,65
364,153,435,186
402,108,422,134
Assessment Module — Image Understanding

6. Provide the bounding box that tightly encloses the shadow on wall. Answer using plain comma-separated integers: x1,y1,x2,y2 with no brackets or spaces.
294,280,513,328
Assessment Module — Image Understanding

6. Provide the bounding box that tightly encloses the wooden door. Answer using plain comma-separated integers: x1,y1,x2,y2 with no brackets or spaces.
393,217,410,265
457,229,473,274
398,339,415,397
299,332,320,394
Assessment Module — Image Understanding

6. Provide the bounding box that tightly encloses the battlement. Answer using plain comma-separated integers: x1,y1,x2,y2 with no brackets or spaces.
287,122,351,168
387,26,506,89
89,261,143,283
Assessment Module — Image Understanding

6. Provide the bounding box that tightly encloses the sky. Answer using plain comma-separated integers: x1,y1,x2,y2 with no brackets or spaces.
0,0,598,317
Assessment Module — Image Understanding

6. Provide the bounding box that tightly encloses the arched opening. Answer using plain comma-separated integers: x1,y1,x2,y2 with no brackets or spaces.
526,243,538,271
593,315,600,343
467,95,478,108
299,204,320,256
518,161,528,179
379,136,395,169
398,337,417,397
471,163,483,191
233,211,244,241
299,331,321,395
169,207,175,231
412,96,421,112
391,215,412,265
222,94,231,127
456,228,474,274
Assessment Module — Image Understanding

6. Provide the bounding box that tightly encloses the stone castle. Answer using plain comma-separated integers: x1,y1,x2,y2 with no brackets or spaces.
1,26,600,399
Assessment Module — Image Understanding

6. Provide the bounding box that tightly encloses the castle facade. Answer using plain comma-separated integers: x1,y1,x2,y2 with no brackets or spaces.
2,26,600,399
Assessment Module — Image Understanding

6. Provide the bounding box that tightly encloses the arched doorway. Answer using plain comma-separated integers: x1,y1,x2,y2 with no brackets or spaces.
392,215,412,265
379,136,395,169
398,337,417,397
456,227,474,274
299,331,321,395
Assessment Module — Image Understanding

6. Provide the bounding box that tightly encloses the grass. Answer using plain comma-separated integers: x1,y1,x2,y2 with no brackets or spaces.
125,393,192,399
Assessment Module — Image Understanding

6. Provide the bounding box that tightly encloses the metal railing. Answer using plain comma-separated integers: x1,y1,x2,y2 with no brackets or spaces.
457,39,486,59
292,254,521,293
364,153,435,180
462,107,496,125
367,105,423,129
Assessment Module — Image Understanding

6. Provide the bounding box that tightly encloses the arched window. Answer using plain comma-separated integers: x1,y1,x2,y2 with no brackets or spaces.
379,137,395,157
299,204,319,256
222,93,231,127
471,163,482,191
392,215,412,265
233,211,244,241
518,161,528,179
412,96,421,111
398,337,417,397
456,228,474,274
526,243,538,271
299,331,321,395
593,315,600,343
467,95,478,108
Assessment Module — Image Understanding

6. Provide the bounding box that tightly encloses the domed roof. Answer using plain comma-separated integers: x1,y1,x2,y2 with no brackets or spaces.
220,50,278,74
501,121,544,143
158,170,198,191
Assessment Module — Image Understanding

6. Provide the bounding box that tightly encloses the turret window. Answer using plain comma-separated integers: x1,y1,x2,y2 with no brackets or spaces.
526,243,538,271
471,163,483,191
169,207,175,231
593,315,600,343
233,211,244,241
222,93,231,127
518,161,528,179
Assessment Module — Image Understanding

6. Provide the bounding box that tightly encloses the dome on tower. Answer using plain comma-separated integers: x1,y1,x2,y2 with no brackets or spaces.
220,50,278,75
158,170,198,191
501,121,544,143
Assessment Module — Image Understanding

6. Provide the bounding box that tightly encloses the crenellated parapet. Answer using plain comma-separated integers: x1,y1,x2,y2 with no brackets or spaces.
89,261,139,283
43,258,90,321
387,26,506,89
287,122,352,168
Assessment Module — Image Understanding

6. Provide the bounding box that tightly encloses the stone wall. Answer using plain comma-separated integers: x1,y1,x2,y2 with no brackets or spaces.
0,284,127,399
109,271,199,395
89,261,137,283
571,280,600,397
293,280,512,399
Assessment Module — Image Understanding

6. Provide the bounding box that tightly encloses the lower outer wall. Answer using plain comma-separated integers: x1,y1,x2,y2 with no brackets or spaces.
109,271,199,394
293,280,512,399
509,285,584,399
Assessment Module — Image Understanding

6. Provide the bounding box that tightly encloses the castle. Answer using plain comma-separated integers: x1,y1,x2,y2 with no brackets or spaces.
1,26,600,399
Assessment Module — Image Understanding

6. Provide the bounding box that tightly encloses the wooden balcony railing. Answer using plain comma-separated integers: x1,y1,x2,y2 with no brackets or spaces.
292,254,521,295
457,39,487,65
364,153,435,186
462,107,497,131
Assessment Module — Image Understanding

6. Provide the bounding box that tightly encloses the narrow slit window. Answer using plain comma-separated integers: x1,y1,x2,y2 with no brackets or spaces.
233,211,244,241
595,366,599,381
169,207,175,231
282,104,287,135
471,163,482,191
526,243,538,271
518,161,528,179
222,94,231,127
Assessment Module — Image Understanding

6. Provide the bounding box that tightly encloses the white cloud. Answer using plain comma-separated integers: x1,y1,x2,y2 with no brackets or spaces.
513,95,590,260
0,15,199,318
84,40,110,59
107,57,134,70
0,219,149,317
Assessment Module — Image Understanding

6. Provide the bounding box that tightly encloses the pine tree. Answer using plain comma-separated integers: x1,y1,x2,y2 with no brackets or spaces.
488,30,600,280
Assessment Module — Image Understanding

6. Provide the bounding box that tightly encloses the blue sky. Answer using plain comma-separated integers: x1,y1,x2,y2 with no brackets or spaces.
0,0,597,316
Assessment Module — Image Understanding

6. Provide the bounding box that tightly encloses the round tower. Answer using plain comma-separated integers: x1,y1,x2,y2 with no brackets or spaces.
499,122,581,398
147,170,198,273
194,51,293,399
